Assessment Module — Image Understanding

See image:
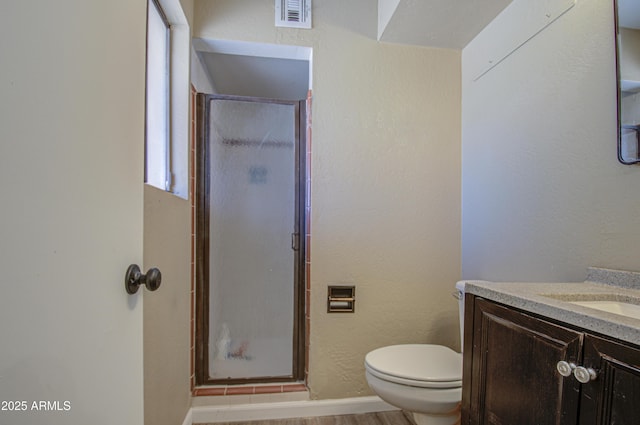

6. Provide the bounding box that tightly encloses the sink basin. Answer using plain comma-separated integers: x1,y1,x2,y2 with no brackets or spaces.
539,293,640,321
568,300,640,320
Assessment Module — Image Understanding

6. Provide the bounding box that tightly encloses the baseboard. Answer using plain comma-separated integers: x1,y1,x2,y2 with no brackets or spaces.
190,395,398,424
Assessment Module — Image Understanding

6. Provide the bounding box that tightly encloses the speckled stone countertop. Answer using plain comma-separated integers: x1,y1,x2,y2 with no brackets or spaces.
464,268,640,347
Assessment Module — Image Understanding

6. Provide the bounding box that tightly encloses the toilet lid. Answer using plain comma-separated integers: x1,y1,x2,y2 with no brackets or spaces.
365,344,462,388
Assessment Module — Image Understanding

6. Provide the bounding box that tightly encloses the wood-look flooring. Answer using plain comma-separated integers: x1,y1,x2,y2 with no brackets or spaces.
196,410,416,425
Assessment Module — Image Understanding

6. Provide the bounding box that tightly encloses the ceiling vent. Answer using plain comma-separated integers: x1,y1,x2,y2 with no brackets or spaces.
275,0,312,29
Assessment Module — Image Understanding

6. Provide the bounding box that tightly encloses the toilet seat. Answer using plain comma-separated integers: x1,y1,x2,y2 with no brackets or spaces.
365,344,462,389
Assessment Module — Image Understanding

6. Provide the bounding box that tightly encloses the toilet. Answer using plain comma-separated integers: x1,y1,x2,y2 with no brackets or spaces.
364,281,468,425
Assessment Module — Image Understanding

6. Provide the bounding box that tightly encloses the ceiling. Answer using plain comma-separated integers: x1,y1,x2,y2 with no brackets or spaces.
195,0,517,99
618,0,640,29
378,0,513,49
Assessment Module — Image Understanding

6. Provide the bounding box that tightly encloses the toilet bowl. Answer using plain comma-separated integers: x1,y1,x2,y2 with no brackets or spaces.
365,344,462,425
364,281,469,425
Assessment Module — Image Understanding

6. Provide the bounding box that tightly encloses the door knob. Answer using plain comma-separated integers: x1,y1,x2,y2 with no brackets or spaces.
573,366,597,383
556,360,576,377
125,264,162,294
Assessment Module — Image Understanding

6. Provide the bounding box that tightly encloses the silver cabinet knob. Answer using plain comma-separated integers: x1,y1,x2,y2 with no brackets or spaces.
574,366,597,383
556,361,576,377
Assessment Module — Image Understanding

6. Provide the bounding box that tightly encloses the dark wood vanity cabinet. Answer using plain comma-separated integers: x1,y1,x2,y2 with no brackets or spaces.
461,295,640,425
580,335,640,424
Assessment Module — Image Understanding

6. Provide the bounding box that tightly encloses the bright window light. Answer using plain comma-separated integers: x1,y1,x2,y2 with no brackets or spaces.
145,0,170,191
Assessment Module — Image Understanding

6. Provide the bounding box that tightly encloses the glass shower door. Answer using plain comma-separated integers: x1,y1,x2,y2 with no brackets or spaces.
206,96,297,381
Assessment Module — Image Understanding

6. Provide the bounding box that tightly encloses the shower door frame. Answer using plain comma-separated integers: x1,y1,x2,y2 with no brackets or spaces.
194,93,307,386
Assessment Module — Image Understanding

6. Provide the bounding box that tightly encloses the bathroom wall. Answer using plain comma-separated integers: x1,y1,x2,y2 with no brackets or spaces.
193,0,462,400
143,186,192,425
143,2,193,425
462,0,640,282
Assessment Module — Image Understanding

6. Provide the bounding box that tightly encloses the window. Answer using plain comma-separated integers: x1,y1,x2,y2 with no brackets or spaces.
144,0,190,198
145,0,170,191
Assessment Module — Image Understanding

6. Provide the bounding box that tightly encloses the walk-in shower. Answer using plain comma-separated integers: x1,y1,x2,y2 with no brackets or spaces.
195,94,306,385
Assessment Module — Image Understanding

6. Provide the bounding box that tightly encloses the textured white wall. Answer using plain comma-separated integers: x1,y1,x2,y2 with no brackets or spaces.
462,0,640,282
194,0,462,400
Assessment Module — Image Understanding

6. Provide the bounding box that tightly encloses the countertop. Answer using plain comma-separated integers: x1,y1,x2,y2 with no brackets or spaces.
464,267,640,347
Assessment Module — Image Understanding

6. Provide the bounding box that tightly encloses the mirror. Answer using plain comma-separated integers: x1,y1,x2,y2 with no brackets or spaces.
616,0,640,164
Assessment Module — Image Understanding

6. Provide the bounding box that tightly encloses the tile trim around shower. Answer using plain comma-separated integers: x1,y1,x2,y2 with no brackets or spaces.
193,383,308,397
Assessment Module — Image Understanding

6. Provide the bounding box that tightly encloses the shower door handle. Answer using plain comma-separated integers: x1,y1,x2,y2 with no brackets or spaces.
291,232,300,251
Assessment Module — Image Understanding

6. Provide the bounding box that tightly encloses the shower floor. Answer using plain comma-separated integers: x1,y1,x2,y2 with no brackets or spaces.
210,336,293,380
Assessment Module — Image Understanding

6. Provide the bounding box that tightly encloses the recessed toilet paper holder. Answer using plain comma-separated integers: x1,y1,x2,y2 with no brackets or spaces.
327,286,355,313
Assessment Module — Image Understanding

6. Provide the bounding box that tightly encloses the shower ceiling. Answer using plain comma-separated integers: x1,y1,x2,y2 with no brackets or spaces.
197,51,310,100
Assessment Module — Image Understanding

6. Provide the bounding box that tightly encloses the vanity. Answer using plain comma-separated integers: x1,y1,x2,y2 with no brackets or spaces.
461,268,640,425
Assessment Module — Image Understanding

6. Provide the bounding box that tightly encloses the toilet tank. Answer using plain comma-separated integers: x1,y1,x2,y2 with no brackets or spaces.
455,281,467,351
455,280,491,352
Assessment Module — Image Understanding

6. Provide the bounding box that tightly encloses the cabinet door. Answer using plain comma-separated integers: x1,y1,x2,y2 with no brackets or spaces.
579,335,640,425
464,297,583,425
